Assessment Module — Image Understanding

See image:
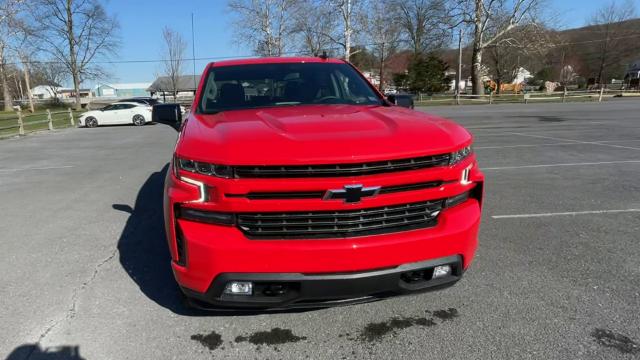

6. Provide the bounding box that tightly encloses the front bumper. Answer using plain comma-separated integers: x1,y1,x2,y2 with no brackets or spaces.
164,157,484,310
170,198,480,309
183,255,462,310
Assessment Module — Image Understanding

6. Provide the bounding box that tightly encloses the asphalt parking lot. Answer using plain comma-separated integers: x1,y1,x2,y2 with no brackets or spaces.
1,99,639,360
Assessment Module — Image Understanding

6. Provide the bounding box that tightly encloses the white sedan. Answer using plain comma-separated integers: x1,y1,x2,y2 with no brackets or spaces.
78,102,152,127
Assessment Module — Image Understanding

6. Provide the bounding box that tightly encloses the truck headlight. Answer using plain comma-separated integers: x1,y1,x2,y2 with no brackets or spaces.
175,157,234,178
449,145,473,165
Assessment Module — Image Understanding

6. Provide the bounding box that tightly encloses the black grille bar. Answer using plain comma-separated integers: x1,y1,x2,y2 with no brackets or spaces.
226,181,444,200
234,154,451,178
236,200,443,239
227,191,325,200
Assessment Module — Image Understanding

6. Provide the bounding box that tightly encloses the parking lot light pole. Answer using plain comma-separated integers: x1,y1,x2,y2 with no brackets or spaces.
192,13,197,91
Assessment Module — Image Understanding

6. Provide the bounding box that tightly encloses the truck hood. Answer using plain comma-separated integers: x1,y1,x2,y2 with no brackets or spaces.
176,105,472,165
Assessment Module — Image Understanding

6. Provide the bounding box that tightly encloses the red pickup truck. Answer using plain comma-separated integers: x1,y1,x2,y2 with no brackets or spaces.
153,56,484,310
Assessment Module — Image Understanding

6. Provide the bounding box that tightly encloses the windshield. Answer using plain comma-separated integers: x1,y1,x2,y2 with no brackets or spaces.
197,62,383,114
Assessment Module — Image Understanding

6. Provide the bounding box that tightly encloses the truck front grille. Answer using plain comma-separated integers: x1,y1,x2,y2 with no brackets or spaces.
236,200,443,239
233,154,451,178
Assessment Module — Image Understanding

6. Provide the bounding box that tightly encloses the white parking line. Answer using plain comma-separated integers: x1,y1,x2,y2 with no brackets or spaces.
483,160,640,170
492,209,640,219
598,139,640,143
0,165,75,173
509,132,640,151
475,139,640,150
475,142,579,149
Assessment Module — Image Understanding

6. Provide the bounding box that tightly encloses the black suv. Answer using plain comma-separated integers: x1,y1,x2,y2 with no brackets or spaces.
118,97,162,106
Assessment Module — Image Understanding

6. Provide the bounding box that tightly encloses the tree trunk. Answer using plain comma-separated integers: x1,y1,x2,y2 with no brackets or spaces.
0,61,11,112
596,53,607,88
16,76,24,100
343,0,352,61
65,0,82,110
378,43,385,91
471,44,484,96
471,0,484,96
21,58,35,113
72,72,81,110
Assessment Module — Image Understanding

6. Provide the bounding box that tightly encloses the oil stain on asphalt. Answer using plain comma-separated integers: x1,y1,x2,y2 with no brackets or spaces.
191,309,459,351
432,308,459,321
190,331,223,351
234,327,307,346
360,316,437,342
591,328,639,354
358,308,459,343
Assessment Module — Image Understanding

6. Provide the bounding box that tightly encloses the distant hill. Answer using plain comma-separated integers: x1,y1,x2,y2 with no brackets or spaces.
553,18,640,82
383,18,640,84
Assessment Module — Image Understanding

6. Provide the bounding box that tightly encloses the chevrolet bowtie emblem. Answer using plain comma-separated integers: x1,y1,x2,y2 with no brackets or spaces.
323,184,381,204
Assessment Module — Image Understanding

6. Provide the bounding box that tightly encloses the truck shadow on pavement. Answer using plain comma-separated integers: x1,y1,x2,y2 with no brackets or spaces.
4,344,84,360
113,164,199,316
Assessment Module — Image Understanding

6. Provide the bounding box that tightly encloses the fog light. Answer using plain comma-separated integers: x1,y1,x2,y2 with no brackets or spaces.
224,281,253,295
432,265,452,279
445,192,469,208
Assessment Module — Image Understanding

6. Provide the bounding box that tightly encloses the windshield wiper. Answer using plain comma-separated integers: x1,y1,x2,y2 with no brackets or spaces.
273,102,301,106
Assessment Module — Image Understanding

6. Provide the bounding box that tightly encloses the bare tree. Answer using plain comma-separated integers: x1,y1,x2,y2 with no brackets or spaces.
160,27,187,99
228,0,298,57
0,0,22,111
31,60,68,102
365,1,401,90
588,0,636,87
321,0,365,61
392,0,450,56
453,0,543,95
11,15,40,112
34,0,118,110
486,21,553,93
292,0,335,55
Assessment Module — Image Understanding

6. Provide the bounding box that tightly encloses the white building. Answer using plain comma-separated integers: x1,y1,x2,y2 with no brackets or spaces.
94,83,152,98
31,85,60,99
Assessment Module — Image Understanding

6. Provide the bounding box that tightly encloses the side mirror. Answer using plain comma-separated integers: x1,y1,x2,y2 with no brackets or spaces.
386,95,397,105
152,104,183,131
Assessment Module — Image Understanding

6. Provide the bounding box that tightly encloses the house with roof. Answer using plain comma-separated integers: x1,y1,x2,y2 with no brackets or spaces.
147,75,200,100
94,83,152,98
31,85,93,100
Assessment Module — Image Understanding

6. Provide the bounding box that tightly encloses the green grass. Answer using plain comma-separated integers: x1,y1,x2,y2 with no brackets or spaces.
0,109,84,139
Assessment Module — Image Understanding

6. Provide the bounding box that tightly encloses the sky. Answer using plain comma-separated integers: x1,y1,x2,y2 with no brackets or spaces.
95,0,640,87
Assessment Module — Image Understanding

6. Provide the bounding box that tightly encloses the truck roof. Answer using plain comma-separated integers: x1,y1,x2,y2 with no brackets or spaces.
210,56,346,68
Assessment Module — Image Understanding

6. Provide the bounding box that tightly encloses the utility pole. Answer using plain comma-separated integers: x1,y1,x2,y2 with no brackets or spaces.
456,27,464,105
191,13,197,92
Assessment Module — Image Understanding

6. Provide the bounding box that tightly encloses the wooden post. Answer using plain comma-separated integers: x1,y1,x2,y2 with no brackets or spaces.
489,91,493,104
562,88,567,103
47,109,53,130
17,110,24,136
68,108,74,126
598,87,604,102
456,92,460,105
